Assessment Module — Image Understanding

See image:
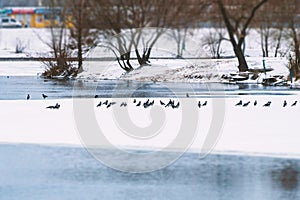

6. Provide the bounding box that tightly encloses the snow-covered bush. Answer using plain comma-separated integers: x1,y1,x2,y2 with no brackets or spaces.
15,38,26,54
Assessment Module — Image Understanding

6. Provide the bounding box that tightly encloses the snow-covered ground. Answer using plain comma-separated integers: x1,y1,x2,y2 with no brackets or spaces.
1,96,300,159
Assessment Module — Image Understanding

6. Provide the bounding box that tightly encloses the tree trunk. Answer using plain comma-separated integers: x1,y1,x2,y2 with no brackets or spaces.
136,48,151,66
77,0,83,75
274,30,282,58
234,46,249,72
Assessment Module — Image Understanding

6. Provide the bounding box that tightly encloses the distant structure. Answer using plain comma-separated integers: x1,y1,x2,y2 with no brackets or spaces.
1,7,64,28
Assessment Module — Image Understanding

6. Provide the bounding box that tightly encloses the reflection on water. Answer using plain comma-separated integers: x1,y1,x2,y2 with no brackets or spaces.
271,161,299,190
0,144,300,200
0,76,296,100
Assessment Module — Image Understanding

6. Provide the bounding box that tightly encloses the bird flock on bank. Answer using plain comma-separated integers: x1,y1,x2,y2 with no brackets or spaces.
26,93,298,110
235,100,298,107
26,93,60,110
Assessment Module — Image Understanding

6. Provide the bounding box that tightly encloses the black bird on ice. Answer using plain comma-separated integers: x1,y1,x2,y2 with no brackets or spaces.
263,101,272,107
198,101,201,108
283,100,287,108
42,94,48,99
243,101,251,107
291,101,298,107
235,100,242,106
120,102,127,107
97,101,102,107
47,103,60,109
160,100,166,106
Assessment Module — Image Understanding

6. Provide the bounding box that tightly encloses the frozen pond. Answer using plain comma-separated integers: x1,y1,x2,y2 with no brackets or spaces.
0,76,297,100
0,144,300,200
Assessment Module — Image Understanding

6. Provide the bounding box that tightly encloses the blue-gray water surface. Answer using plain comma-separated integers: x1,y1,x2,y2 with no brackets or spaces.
0,76,297,100
0,144,300,200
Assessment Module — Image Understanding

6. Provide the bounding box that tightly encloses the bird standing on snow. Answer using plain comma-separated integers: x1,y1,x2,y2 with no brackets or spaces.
172,102,180,109
202,101,208,107
263,101,272,107
243,101,250,107
283,100,287,108
120,102,127,107
42,94,48,99
27,94,30,100
198,101,201,108
47,103,60,109
103,100,109,106
136,101,142,107
160,100,166,106
235,100,242,106
254,100,258,106
97,102,102,107
291,101,298,107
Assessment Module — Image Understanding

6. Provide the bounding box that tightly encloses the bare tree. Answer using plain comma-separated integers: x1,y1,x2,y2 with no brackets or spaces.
284,0,300,79
67,0,98,75
39,0,75,79
89,0,197,72
254,0,285,57
216,0,269,72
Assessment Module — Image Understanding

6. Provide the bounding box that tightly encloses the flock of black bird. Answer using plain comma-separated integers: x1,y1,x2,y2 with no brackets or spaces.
96,99,180,109
26,93,299,110
235,100,298,107
26,93,60,110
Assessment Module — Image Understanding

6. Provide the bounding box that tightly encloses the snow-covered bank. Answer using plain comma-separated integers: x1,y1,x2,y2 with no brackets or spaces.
80,57,289,84
1,95,300,159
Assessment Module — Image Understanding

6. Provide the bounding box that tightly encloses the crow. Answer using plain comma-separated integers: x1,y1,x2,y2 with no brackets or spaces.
27,94,30,100
47,103,60,109
243,101,251,107
107,102,116,108
133,99,137,104
55,103,60,109
202,101,208,107
198,101,201,108
144,99,150,106
291,101,298,107
263,101,272,107
94,95,99,98
42,94,48,99
235,100,242,106
160,100,166,106
107,103,112,108
283,100,287,108
254,100,258,106
120,102,127,107
172,102,180,109
150,100,155,106
165,99,174,108
186,93,190,98
136,101,142,107
97,102,102,107
103,100,109,105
